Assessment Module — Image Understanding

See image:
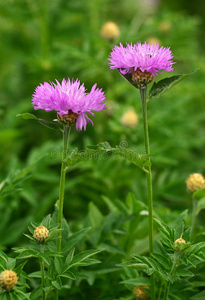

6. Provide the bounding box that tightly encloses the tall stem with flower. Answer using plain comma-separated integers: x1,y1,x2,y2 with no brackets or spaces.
108,41,175,300
31,79,106,299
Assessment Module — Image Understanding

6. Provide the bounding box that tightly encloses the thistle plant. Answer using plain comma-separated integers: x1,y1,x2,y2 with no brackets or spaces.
31,78,106,255
108,41,198,299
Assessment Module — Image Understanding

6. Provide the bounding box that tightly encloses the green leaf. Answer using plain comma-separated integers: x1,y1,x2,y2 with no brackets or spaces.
120,277,150,286
190,290,205,300
13,288,30,299
174,268,194,277
69,249,102,268
117,70,139,89
23,234,35,242
54,257,63,274
59,271,76,280
16,250,38,259
196,197,205,214
62,227,91,253
52,277,62,290
148,69,198,100
118,261,149,269
38,253,51,265
64,248,75,272
7,258,16,269
28,271,42,278
193,188,205,201
16,113,37,120
30,286,42,300
0,251,8,263
17,113,62,131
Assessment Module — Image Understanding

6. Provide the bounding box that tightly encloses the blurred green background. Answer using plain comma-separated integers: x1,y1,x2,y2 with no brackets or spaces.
0,0,205,250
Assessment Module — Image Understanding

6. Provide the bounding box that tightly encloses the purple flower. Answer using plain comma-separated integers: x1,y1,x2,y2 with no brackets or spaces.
108,42,175,76
32,78,106,131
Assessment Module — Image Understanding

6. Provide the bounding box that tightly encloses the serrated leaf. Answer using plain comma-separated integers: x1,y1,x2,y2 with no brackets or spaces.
148,69,198,100
7,257,16,269
63,249,75,272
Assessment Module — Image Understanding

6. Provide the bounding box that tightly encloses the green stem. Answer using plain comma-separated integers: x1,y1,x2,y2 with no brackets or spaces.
40,245,45,300
164,252,180,300
139,86,155,300
157,280,163,300
57,125,71,254
191,198,197,240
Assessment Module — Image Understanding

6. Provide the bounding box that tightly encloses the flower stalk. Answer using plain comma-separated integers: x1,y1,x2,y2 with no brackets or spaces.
40,245,45,300
57,124,71,253
191,197,197,240
139,85,155,300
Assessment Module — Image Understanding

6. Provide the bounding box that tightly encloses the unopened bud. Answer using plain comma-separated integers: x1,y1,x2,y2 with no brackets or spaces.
0,270,18,291
186,173,205,193
146,37,160,46
101,22,120,41
133,285,148,300
34,226,49,243
121,109,138,128
174,238,186,247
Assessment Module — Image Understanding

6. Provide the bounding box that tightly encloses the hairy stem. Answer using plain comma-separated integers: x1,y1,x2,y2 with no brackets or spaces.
139,86,155,300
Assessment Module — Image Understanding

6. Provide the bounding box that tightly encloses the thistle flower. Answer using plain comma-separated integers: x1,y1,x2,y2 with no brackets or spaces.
186,173,205,193
0,270,18,291
108,42,175,85
133,285,148,300
101,21,120,41
34,226,49,243
32,79,106,131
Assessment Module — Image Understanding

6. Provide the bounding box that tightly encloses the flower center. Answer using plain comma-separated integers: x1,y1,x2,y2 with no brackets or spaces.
57,110,79,125
131,68,154,86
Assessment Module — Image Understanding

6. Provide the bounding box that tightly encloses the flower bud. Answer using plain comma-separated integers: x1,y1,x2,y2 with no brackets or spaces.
174,238,186,248
186,173,205,193
121,109,138,128
0,270,18,291
101,22,120,41
34,226,49,243
146,37,161,46
133,286,148,300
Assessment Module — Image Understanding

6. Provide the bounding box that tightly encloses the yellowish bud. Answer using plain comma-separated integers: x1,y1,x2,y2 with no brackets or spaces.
121,109,138,128
0,270,18,291
133,285,148,300
186,173,205,193
34,226,49,243
101,22,120,40
146,37,161,46
174,238,186,247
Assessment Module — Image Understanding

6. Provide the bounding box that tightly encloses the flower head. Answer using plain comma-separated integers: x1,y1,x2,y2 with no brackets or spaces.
32,79,106,131
34,226,49,243
186,173,205,193
108,42,175,77
0,270,18,291
101,21,120,41
133,285,148,300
